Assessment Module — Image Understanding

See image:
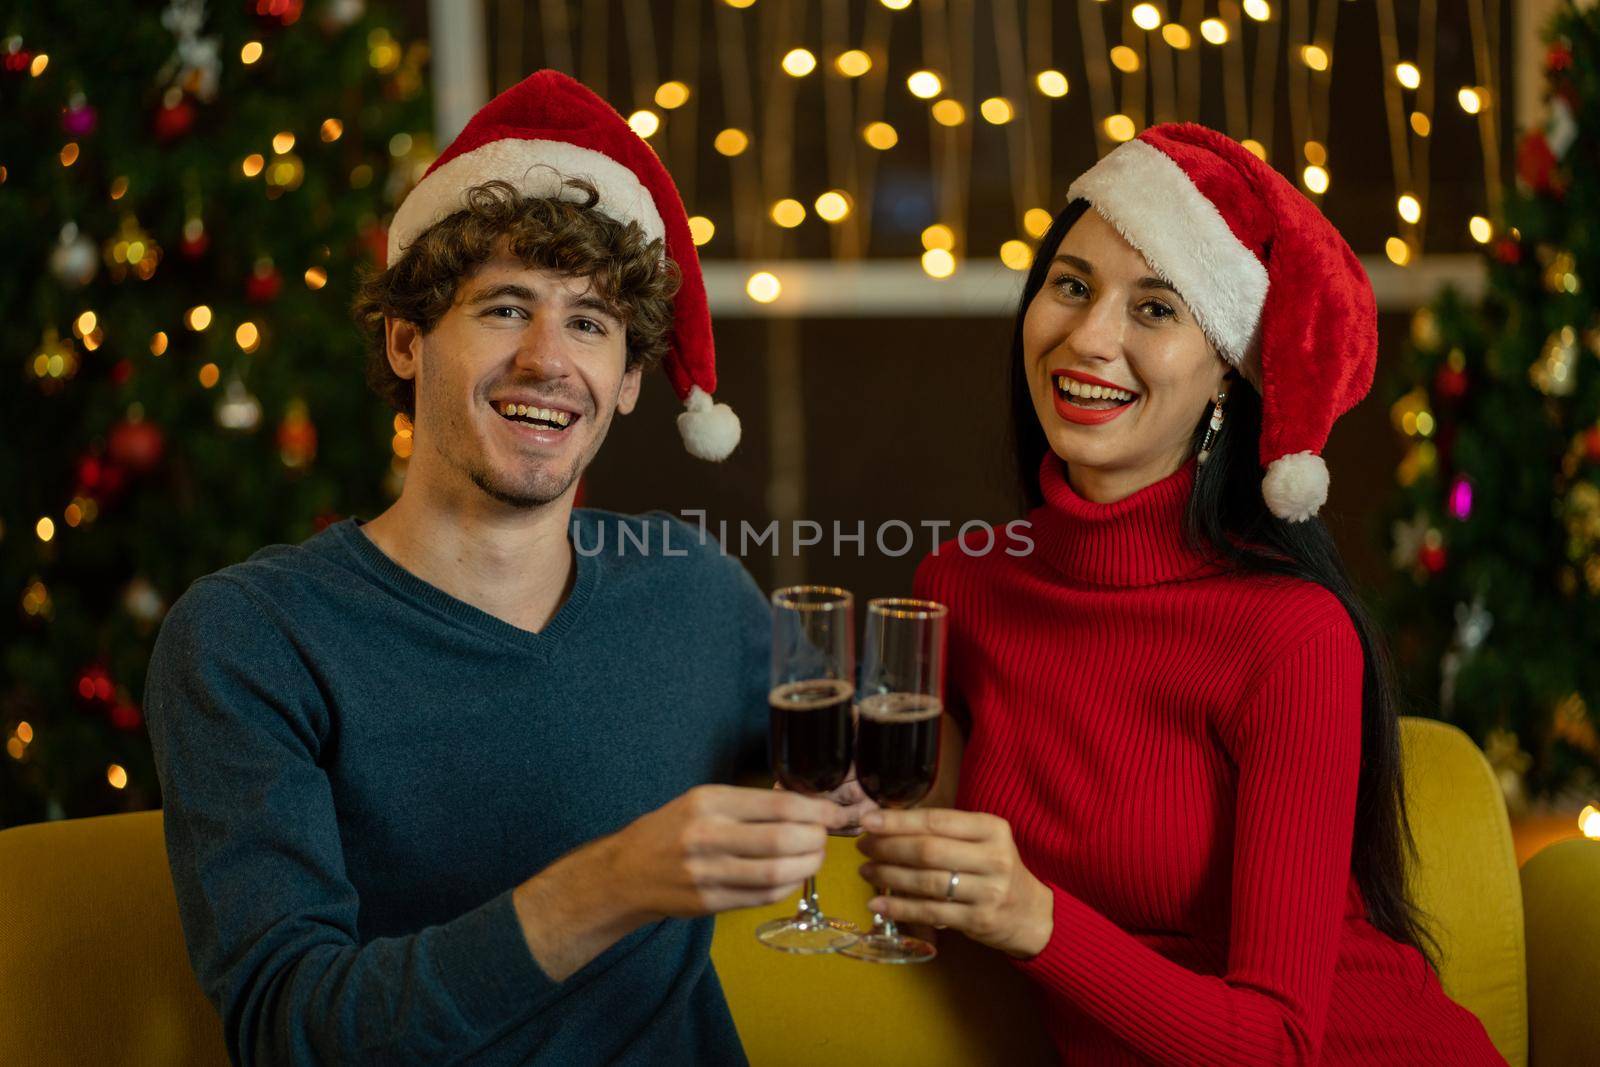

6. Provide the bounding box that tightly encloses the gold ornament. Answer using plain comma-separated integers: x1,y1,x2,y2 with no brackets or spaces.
1531,326,1580,396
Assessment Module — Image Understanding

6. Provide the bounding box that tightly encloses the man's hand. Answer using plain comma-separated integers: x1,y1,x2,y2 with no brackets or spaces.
513,785,851,980
777,770,880,836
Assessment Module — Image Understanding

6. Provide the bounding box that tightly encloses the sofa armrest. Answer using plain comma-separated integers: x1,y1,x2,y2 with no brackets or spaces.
1521,838,1600,1067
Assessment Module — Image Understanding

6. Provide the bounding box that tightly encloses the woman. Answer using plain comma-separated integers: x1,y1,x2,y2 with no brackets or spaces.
856,124,1505,1064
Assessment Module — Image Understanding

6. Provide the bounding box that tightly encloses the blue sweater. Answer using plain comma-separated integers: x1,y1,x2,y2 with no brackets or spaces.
145,511,770,1066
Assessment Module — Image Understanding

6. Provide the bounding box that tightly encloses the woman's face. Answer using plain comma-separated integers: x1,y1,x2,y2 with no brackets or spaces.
1023,208,1231,498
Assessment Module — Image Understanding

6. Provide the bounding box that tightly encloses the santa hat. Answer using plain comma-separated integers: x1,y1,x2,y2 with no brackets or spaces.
387,70,740,461
1066,123,1376,522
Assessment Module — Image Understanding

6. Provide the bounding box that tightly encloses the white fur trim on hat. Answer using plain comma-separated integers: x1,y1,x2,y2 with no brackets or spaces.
1262,451,1329,522
387,139,666,265
1067,139,1269,385
677,385,741,462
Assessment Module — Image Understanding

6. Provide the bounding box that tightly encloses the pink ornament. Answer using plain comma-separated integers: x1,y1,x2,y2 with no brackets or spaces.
1448,477,1473,520
62,102,98,137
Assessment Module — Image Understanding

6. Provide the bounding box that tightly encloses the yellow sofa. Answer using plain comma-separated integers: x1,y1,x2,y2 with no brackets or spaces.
1,718,1595,1065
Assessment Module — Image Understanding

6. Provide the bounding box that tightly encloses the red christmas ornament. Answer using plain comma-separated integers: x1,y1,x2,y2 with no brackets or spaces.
108,701,144,732
1493,238,1522,266
73,451,128,503
1,48,32,76
252,0,304,27
108,417,166,475
180,231,211,259
1547,42,1573,73
154,97,197,142
76,664,115,705
1434,366,1469,401
1419,544,1448,575
1517,130,1559,195
246,259,283,303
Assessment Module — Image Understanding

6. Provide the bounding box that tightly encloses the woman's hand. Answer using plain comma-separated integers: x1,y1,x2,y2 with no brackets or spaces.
775,769,879,836
856,807,1053,958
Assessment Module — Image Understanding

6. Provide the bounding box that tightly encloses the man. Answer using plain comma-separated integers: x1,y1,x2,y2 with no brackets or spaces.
146,70,862,1065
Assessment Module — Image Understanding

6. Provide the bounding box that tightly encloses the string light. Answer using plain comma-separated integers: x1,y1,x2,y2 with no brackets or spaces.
304,266,328,289
1243,0,1270,21
1110,46,1140,74
1000,240,1033,271
273,131,296,154
1104,114,1137,142
770,198,806,227
862,121,898,149
1580,805,1600,840
320,118,343,142
714,128,750,156
907,70,942,99
198,362,221,388
110,176,129,200
1395,62,1421,90
150,331,168,356
1301,44,1330,71
107,764,128,790
980,97,1014,124
1200,18,1229,45
1023,208,1053,238
814,191,852,222
723,0,754,8
880,0,912,9
1161,24,1192,50
185,305,212,331
1468,215,1492,243
1241,139,1267,161
655,81,690,109
1304,140,1327,166
921,224,955,251
782,49,817,78
60,142,80,167
1035,70,1069,97
1398,194,1422,224
236,322,261,353
1385,237,1412,266
1458,87,1483,114
746,271,782,303
1303,165,1329,194
627,110,660,138
921,248,956,278
30,53,48,76
1131,4,1162,31
1410,112,1432,137
688,215,716,245
931,99,965,126
74,311,97,337
835,50,872,77
241,41,263,64
242,153,265,178
36,517,55,543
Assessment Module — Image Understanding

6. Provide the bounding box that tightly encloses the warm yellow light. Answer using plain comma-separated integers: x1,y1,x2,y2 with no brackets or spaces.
1132,3,1162,30
236,322,261,352
1035,70,1069,97
60,143,79,167
771,198,806,228
1301,44,1330,71
185,305,212,331
724,0,754,7
150,331,168,356
320,118,344,142
1161,24,1192,49
980,97,1014,124
747,271,782,303
1580,804,1600,840
1000,239,1033,271
242,153,265,177
5,738,23,761
30,53,49,76
782,49,817,77
388,132,412,157
199,362,221,388
241,41,263,64
1241,138,1267,161
908,70,942,99
863,121,899,149
107,764,128,790
880,0,911,9
1395,62,1421,90
15,722,32,744
273,131,296,154
64,503,82,527
1024,208,1053,238
1398,194,1422,224
931,99,966,126
1104,114,1137,142
921,223,955,251
305,266,328,289
110,176,129,200
921,248,956,278
627,110,660,138
1303,165,1329,195
74,310,97,337
1458,86,1483,114
1385,236,1412,266
836,50,872,77
1410,111,1432,137
1243,0,1271,21
1200,18,1229,44
655,81,691,109
1468,215,1493,244
688,215,716,245
714,128,750,156
1304,140,1327,166
815,190,852,222
1110,46,1141,73
36,517,55,542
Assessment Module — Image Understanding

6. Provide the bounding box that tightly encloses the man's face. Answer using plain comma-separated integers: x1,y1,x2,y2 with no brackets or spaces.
387,246,642,509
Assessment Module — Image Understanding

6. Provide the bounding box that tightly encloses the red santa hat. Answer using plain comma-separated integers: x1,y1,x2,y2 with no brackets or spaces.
1066,122,1376,522
387,70,740,461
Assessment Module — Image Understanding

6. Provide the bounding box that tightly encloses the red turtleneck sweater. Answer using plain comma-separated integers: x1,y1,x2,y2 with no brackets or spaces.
914,455,1504,1066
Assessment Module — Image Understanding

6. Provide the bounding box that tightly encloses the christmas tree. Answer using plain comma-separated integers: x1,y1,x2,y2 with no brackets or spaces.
1,0,431,825
1382,2,1600,808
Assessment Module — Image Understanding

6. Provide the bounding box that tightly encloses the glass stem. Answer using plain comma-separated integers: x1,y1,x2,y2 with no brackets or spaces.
797,875,821,922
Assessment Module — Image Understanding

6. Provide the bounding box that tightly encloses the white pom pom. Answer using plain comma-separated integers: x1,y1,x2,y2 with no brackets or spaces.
677,386,742,461
1262,451,1330,522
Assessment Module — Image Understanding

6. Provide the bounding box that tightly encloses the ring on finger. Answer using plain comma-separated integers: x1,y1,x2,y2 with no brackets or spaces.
945,870,961,901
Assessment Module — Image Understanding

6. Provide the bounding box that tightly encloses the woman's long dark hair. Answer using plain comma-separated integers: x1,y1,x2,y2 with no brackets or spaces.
1010,200,1436,967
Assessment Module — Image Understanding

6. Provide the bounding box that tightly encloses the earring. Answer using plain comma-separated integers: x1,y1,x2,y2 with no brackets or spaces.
1197,390,1228,465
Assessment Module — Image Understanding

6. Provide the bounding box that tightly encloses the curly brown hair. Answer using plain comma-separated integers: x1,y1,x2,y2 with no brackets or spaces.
352,177,681,417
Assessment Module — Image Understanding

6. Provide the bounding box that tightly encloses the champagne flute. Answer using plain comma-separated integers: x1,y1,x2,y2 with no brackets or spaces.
842,597,947,964
756,585,861,954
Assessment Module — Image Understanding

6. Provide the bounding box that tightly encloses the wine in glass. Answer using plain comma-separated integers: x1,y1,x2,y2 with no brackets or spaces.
842,596,947,965
757,585,861,954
